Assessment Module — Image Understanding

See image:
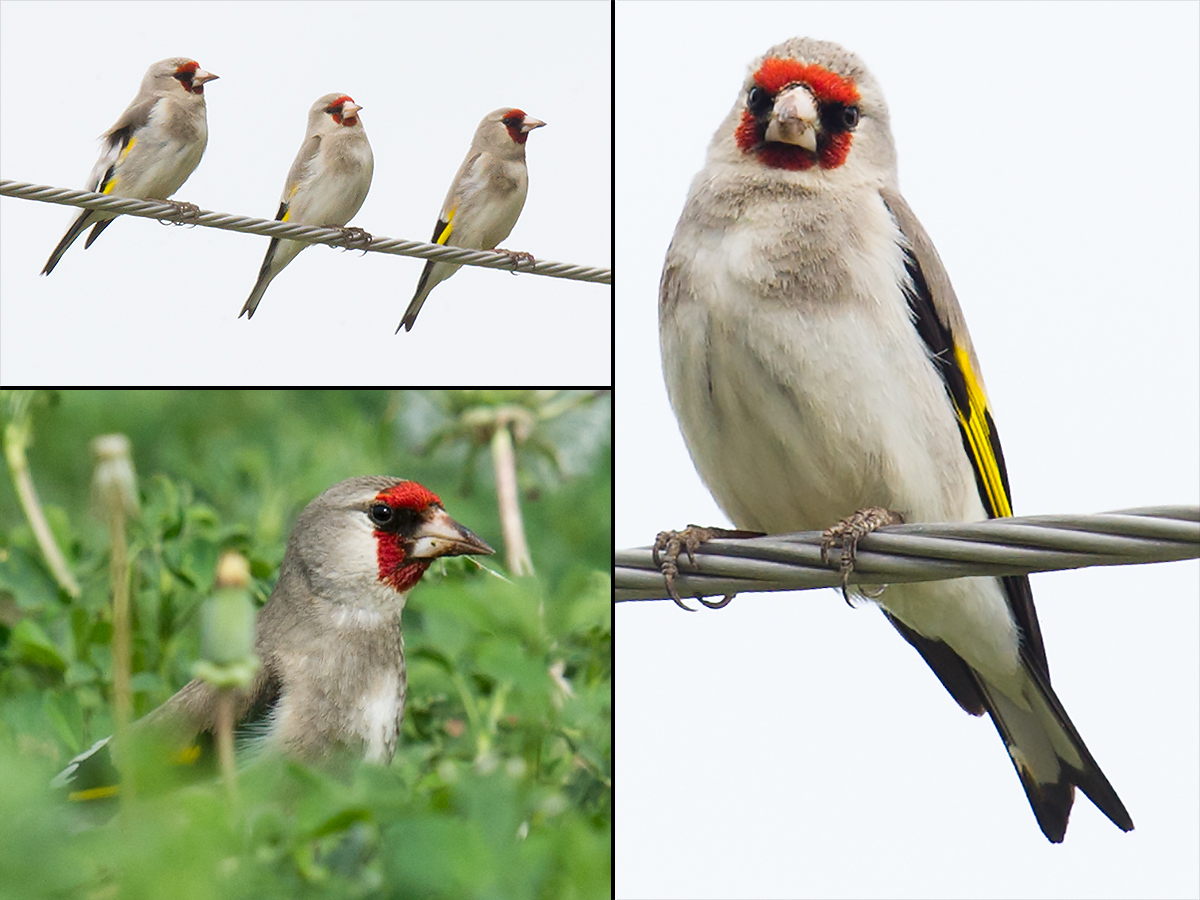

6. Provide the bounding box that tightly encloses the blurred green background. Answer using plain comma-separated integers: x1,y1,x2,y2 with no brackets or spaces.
0,389,611,900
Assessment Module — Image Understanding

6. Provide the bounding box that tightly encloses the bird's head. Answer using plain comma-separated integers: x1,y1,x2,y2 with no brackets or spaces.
282,476,493,609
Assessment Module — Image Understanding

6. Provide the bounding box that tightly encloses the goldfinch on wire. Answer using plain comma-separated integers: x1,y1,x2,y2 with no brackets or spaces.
239,94,374,320
41,58,218,276
657,37,1133,843
397,108,545,333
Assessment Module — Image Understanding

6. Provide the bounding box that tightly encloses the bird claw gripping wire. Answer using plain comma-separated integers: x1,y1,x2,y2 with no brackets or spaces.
327,225,373,253
820,507,904,605
158,200,201,225
652,525,762,611
495,247,535,273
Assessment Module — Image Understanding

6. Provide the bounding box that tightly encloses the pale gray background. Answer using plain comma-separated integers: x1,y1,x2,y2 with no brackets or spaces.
0,0,611,384
616,2,1199,898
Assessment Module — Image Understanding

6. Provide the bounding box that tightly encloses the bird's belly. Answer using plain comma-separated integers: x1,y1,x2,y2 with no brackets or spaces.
114,136,205,200
662,253,984,536
661,235,1020,678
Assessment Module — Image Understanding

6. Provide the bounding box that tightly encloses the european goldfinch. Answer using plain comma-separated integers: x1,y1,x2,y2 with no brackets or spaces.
397,108,545,333
658,37,1133,843
239,94,374,320
41,58,218,276
53,477,493,800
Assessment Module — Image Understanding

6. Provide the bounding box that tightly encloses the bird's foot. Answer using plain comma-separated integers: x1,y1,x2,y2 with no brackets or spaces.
652,525,762,611
159,200,201,224
494,247,535,272
819,507,904,605
326,225,373,252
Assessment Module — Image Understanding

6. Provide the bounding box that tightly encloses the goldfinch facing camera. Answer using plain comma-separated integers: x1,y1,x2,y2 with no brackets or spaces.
41,58,218,276
397,108,545,333
658,37,1133,843
239,94,374,319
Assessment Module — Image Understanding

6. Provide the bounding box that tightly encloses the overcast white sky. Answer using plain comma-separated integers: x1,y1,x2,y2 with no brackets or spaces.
616,2,1199,899
0,1,610,384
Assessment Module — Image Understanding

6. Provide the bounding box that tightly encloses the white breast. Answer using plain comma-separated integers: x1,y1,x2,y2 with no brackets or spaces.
358,669,402,764
663,189,982,533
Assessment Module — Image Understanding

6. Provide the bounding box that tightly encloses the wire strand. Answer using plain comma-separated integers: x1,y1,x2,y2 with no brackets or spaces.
1,179,611,285
616,506,1200,602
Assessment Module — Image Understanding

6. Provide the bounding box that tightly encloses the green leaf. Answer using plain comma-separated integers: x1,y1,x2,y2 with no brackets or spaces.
9,619,67,671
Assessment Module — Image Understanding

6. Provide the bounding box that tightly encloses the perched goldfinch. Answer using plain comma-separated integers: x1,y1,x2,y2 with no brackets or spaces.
41,58,218,276
397,108,545,333
658,37,1133,843
239,94,374,319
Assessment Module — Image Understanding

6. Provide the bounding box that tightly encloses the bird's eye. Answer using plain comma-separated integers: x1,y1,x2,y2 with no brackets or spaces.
746,86,773,118
369,503,394,526
820,103,860,135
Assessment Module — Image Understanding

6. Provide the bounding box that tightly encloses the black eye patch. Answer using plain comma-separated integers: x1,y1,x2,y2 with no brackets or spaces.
821,102,860,134
746,85,773,118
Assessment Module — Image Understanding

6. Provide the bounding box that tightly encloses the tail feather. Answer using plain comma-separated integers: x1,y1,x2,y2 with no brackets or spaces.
41,209,100,275
240,275,271,320
981,652,1134,842
83,218,115,250
240,237,283,319
397,259,460,333
885,611,1132,842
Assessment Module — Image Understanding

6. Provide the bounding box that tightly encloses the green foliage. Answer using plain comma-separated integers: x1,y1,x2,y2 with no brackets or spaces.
0,390,611,898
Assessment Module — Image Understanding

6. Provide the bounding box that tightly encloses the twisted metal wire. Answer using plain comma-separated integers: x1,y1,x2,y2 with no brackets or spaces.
616,506,1200,603
0,180,611,285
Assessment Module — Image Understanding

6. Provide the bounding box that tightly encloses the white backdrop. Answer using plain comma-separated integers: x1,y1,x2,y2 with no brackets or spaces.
616,2,1199,898
0,1,611,384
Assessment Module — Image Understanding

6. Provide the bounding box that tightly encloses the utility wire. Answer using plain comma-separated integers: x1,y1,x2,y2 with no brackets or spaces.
616,506,1200,603
0,180,611,285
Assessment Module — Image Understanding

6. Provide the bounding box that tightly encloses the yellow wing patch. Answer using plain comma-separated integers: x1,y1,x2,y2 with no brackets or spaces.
953,344,1012,518
65,740,203,801
68,784,121,802
101,136,138,194
436,207,456,244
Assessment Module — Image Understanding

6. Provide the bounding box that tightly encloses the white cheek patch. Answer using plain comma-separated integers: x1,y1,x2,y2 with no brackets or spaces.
315,509,398,603
325,512,380,583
